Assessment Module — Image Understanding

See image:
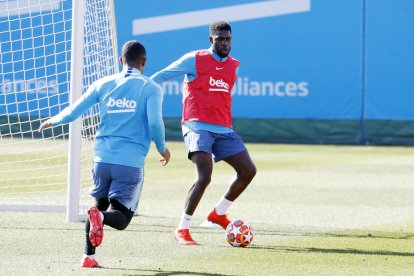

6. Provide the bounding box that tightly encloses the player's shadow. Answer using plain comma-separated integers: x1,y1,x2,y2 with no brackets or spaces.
246,244,414,257
100,267,232,276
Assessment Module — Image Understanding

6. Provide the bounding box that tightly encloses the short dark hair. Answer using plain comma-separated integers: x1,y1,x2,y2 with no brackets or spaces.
210,21,232,35
122,40,146,67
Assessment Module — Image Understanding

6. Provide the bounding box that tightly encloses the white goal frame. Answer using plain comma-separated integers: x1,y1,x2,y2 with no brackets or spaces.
0,0,119,222
67,0,85,222
67,0,119,222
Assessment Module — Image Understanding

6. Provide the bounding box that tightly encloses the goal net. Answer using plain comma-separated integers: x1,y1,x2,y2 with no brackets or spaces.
0,0,118,221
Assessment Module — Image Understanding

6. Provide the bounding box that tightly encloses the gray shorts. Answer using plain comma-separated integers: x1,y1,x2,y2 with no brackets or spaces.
183,130,247,162
90,162,144,212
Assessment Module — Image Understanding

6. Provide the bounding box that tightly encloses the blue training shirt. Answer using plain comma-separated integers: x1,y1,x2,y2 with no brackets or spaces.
150,47,239,135
50,67,166,168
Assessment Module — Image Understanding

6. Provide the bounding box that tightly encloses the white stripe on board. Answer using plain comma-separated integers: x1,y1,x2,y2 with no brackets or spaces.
133,0,311,35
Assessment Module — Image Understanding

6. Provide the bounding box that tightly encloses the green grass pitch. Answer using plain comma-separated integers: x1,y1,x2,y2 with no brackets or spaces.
1,142,414,275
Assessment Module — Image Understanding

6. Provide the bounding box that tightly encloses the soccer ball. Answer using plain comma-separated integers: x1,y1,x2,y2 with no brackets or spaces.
225,219,254,247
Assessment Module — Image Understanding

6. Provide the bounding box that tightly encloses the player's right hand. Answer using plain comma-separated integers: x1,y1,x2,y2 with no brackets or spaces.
159,148,171,166
38,119,53,132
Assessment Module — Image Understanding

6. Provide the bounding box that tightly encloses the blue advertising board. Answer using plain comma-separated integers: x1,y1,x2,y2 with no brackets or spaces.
1,0,413,123
364,0,414,120
115,0,363,119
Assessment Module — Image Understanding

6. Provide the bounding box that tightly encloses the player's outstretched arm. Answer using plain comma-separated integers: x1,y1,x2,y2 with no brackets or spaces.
38,119,53,132
38,84,99,133
150,52,196,84
159,148,171,166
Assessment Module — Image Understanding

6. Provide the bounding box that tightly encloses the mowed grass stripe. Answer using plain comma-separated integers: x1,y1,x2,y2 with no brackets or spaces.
1,142,414,274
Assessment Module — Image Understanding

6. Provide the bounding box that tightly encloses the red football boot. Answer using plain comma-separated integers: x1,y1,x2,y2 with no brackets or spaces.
81,256,100,268
174,228,197,245
207,209,231,229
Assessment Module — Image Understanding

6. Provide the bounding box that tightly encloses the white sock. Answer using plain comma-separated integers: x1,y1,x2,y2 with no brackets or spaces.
214,197,233,215
178,213,192,229
83,254,95,260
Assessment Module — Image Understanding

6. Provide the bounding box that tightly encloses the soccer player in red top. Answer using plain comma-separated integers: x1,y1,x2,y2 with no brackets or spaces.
151,21,256,245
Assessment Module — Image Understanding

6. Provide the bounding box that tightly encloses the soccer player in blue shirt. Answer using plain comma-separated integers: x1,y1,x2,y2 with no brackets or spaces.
151,21,256,245
39,40,170,267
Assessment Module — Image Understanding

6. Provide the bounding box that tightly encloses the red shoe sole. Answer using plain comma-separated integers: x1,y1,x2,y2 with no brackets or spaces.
88,207,103,247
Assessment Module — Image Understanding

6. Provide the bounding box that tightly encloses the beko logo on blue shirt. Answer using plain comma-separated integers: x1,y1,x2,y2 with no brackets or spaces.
106,97,136,113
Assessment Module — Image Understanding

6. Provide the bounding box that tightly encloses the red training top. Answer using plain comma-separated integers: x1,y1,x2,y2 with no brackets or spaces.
182,50,240,128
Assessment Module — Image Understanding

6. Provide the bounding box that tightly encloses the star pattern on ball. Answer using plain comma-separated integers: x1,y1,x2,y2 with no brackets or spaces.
225,219,253,247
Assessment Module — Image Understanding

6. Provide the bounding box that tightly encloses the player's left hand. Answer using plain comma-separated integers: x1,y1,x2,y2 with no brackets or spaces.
38,119,53,132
